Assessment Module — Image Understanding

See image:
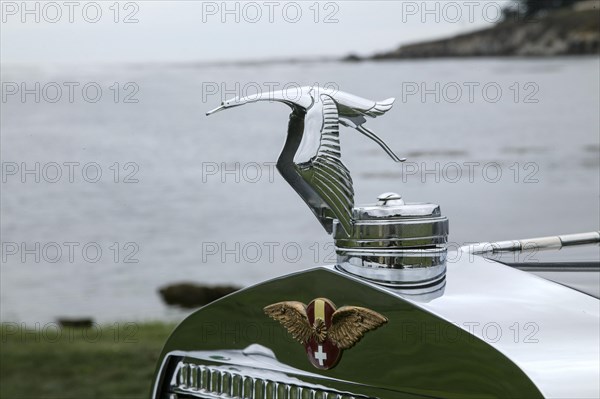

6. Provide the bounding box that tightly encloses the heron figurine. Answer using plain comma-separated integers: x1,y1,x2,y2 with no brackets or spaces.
206,86,405,237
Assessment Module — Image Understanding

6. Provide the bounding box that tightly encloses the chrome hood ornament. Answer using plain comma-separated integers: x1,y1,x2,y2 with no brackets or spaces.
207,86,403,236
208,86,448,287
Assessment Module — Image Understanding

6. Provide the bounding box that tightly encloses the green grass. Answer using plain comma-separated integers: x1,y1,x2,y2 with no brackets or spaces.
0,322,176,399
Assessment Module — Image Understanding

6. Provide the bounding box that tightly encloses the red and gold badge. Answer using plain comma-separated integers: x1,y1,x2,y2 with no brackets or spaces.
264,298,387,370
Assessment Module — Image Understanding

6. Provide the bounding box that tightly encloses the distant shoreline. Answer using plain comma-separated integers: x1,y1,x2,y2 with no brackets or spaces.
2,4,599,71
345,6,599,61
2,54,599,72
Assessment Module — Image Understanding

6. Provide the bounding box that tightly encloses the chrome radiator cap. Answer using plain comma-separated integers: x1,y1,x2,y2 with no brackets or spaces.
335,192,449,287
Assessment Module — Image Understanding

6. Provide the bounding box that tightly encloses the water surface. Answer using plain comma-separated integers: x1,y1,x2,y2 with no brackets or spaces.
1,58,599,323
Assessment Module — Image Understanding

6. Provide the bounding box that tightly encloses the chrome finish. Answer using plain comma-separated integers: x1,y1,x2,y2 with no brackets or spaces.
205,105,227,115
153,259,599,398
500,262,600,299
335,193,448,287
375,192,404,206
163,347,372,398
207,86,404,237
335,256,600,399
560,231,600,246
208,88,447,287
337,202,448,249
510,262,600,272
336,256,446,287
462,231,600,254
352,201,440,220
179,88,600,399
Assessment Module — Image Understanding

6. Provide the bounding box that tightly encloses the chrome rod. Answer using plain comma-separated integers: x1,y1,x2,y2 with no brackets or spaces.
461,231,600,255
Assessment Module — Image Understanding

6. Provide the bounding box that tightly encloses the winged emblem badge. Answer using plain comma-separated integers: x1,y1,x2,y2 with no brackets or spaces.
264,298,387,370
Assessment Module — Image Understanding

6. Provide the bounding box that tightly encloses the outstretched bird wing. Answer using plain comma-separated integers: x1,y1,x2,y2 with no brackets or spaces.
296,94,354,236
263,301,313,344
362,97,395,118
328,306,388,349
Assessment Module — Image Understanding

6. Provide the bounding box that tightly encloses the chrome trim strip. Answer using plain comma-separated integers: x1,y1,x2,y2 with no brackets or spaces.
462,231,600,254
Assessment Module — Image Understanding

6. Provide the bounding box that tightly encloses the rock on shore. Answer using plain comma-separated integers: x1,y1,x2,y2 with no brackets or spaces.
159,283,240,308
360,8,599,60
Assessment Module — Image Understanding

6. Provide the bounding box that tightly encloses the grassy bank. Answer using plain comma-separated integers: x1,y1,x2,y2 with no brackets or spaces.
1,322,176,399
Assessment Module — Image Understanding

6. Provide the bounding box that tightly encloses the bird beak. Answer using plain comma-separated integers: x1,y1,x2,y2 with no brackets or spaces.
206,103,245,116
206,105,226,116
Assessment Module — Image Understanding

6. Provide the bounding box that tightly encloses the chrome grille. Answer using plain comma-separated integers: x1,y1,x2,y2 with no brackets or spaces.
170,361,369,399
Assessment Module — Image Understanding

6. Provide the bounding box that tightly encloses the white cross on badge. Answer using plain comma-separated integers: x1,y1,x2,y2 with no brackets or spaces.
314,344,327,366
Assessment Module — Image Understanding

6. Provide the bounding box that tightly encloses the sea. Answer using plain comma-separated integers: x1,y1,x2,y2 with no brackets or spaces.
1,57,599,324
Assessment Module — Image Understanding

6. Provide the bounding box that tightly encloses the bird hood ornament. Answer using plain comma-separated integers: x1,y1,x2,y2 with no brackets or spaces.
264,298,387,370
207,85,405,237
207,85,449,288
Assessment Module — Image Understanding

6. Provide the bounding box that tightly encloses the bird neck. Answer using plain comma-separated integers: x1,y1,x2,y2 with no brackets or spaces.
276,109,334,234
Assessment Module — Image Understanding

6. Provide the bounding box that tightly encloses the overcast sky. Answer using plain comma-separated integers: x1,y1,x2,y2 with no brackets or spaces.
1,1,512,65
